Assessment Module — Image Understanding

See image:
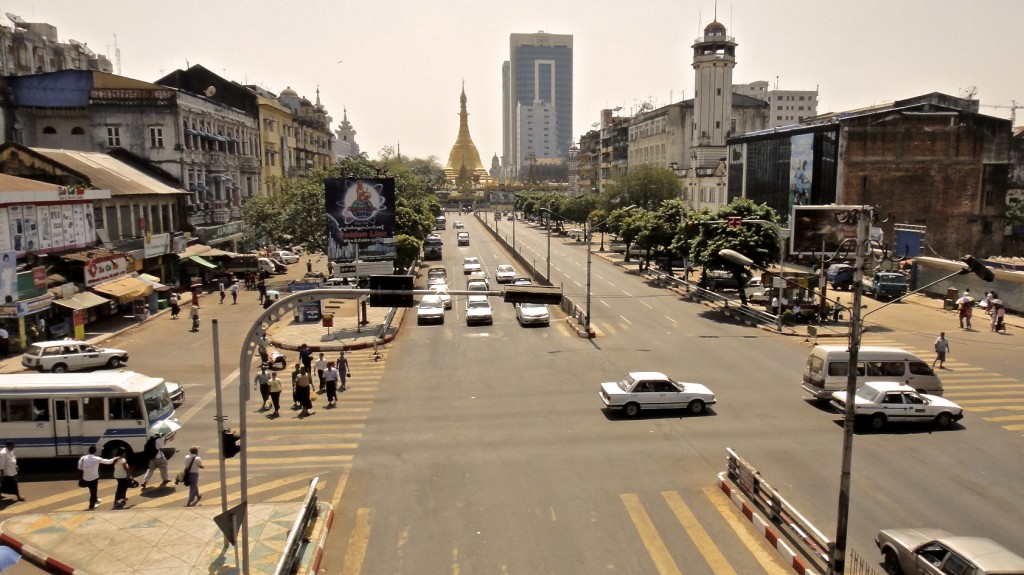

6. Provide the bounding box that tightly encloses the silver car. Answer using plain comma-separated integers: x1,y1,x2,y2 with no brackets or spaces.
515,303,549,326
876,528,1024,575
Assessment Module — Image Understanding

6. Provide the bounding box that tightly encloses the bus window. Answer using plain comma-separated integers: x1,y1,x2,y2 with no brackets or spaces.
110,397,141,420
1,399,34,422
82,397,105,421
32,399,49,421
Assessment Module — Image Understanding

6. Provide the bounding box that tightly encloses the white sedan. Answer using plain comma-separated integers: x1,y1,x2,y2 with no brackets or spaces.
495,264,516,283
599,372,716,417
830,381,964,430
515,303,549,326
465,295,493,325
463,257,482,274
428,284,452,309
416,295,446,325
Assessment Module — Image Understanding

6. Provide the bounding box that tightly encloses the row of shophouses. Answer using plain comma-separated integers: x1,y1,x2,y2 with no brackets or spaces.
0,64,347,351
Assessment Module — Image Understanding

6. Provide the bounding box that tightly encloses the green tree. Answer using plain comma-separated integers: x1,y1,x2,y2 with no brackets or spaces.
683,198,781,305
605,165,682,211
1006,200,1024,226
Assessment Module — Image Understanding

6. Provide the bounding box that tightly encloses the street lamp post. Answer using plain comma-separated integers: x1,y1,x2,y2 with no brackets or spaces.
586,206,636,337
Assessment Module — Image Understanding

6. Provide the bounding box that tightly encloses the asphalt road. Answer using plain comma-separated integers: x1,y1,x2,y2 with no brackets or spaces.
4,215,1023,574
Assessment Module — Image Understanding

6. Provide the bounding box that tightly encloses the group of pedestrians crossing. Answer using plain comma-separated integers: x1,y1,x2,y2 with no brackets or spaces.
255,345,351,416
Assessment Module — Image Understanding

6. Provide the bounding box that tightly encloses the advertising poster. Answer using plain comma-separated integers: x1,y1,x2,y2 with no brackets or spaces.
49,205,65,248
37,206,51,251
21,204,38,253
62,205,76,247
0,250,17,303
0,208,10,253
790,205,859,255
789,133,814,213
324,178,397,262
7,205,23,253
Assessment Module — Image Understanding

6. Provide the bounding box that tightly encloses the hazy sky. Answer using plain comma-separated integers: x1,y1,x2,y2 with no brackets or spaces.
6,1,1022,163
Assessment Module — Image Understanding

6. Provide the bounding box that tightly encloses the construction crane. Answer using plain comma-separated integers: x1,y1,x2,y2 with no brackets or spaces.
980,100,1019,126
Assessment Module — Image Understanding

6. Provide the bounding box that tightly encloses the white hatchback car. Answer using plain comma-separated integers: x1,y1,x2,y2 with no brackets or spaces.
416,295,446,324
463,257,482,275
269,250,300,264
495,264,516,283
465,295,493,325
22,340,130,373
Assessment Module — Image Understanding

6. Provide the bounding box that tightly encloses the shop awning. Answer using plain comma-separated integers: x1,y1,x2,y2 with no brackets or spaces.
52,291,110,311
136,274,170,291
186,255,218,269
91,276,154,304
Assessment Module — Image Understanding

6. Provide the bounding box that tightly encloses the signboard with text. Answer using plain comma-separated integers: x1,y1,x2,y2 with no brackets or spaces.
325,178,397,262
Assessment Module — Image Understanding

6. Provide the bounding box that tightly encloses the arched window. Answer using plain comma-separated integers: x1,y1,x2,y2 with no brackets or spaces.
71,127,85,135
42,126,56,134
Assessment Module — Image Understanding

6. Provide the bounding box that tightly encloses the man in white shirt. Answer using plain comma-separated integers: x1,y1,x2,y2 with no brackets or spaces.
0,441,25,502
315,353,328,392
78,445,115,510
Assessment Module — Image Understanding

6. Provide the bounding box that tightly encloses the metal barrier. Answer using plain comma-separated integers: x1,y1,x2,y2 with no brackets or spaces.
724,448,831,572
648,269,781,327
273,476,321,575
848,550,885,575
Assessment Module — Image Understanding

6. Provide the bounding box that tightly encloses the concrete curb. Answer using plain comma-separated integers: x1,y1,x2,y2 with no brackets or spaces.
0,532,80,574
716,473,820,575
301,502,335,575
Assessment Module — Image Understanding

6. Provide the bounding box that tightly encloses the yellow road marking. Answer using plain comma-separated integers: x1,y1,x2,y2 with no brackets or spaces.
662,490,736,574
341,507,373,575
963,405,1024,412
237,455,354,465
330,464,352,508
1004,424,1024,431
620,493,683,575
261,432,364,442
982,415,1024,422
944,383,1023,390
955,399,1024,405
703,487,790,575
945,390,1024,397
245,444,358,452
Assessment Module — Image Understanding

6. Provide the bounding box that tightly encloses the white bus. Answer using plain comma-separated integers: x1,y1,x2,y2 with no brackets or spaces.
0,371,179,459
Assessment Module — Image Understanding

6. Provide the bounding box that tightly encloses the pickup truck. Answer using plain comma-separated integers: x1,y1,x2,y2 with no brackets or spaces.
862,271,908,301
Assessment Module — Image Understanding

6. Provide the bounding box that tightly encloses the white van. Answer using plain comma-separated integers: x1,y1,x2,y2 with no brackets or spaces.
258,257,281,275
801,345,943,400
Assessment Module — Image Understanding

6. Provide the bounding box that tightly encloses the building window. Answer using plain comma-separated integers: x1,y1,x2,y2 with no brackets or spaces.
717,88,722,96
106,126,121,147
982,164,1008,207
149,127,164,148
71,127,85,135
42,126,56,134
93,206,104,229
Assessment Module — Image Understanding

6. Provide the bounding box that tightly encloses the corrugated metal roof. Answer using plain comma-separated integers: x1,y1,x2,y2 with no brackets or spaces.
0,173,62,193
31,148,187,197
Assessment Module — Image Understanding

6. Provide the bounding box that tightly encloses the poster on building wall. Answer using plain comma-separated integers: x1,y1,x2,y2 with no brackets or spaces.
0,209,10,253
0,250,16,303
790,205,860,255
7,205,24,253
324,178,397,262
789,133,814,213
61,205,77,248
21,205,38,253
49,205,65,248
37,206,51,251
72,204,89,246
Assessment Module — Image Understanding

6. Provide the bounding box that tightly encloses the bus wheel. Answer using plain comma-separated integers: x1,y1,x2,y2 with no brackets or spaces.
102,440,132,459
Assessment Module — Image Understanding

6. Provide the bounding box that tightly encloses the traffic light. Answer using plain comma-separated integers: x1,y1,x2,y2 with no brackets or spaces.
222,429,241,458
503,285,563,304
727,217,743,228
369,275,415,307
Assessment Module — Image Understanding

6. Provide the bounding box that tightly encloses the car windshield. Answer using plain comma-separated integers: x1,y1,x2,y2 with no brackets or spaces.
465,258,479,265
468,300,489,310
521,303,546,311
420,299,443,309
854,386,884,401
497,265,513,273
616,374,637,391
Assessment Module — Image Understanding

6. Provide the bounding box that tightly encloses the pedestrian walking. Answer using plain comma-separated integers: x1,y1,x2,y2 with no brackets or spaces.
182,445,204,507
254,365,272,410
0,442,26,502
994,302,1007,333
306,260,313,273
932,332,950,369
218,281,226,304
112,447,133,508
987,292,1000,331
268,372,283,416
189,306,200,332
257,278,267,304
295,367,314,417
257,334,270,367
229,281,239,304
323,361,340,406
291,363,302,409
956,289,973,329
299,343,313,374
315,353,328,392
337,351,351,391
169,291,181,319
78,446,114,510
191,286,200,308
140,433,170,489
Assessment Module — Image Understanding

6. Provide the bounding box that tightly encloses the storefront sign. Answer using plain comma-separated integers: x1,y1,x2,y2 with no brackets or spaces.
0,293,53,318
143,232,171,259
84,254,133,287
32,266,46,288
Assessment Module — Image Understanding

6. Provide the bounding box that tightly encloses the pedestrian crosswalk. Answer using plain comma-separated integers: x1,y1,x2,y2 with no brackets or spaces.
860,336,1024,435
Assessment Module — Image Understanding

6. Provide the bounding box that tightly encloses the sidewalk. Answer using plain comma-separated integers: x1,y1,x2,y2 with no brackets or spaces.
0,253,395,574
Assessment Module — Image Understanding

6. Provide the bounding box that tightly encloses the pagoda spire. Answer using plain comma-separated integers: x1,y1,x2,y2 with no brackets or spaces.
445,82,489,183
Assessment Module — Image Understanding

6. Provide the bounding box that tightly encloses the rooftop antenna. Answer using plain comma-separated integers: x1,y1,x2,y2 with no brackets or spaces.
113,33,121,75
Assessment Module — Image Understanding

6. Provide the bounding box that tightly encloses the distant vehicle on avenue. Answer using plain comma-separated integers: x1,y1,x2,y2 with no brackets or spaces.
495,264,516,283
463,257,482,275
22,340,129,373
599,372,716,417
515,303,550,326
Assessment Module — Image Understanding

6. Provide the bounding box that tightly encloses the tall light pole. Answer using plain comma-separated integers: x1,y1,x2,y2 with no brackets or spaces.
586,206,635,336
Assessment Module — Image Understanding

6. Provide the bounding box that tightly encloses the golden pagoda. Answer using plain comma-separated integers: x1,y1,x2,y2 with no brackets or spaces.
444,83,491,184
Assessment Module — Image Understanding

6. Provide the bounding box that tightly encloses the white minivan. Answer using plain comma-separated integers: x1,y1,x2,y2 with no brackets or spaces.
801,345,943,400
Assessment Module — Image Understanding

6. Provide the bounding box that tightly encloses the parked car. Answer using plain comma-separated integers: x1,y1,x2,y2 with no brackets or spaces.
827,263,855,290
269,250,300,265
166,380,185,407
463,257,482,274
22,340,130,373
416,295,446,325
830,381,963,430
745,277,770,304
863,271,909,301
495,264,516,283
465,295,493,325
599,372,716,417
428,284,452,309
515,303,550,326
700,270,741,291
875,528,1024,575
457,232,470,246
